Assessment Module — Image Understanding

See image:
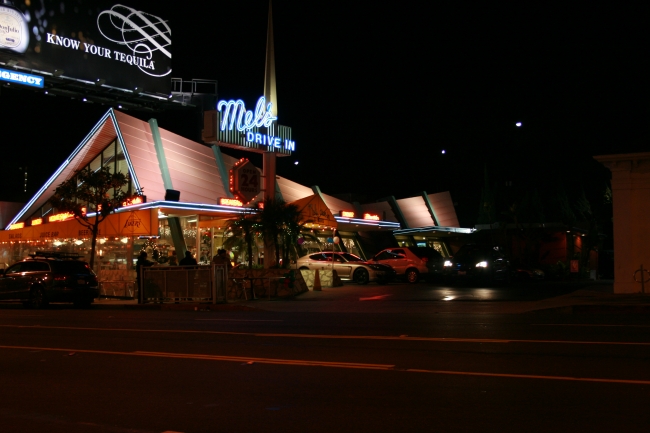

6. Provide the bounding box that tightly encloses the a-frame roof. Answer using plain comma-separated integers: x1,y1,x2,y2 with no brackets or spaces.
290,194,338,229
7,109,239,228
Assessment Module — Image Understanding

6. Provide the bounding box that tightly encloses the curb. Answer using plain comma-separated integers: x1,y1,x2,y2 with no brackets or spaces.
531,304,650,314
94,303,260,311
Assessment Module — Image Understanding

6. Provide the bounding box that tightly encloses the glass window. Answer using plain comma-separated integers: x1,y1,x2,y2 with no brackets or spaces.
339,253,362,262
102,142,116,173
89,153,101,173
51,261,93,275
23,262,50,272
374,251,395,261
5,263,23,274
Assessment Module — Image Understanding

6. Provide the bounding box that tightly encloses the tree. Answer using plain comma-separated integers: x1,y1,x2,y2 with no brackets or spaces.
223,209,260,269
278,202,303,265
258,199,303,267
48,166,138,271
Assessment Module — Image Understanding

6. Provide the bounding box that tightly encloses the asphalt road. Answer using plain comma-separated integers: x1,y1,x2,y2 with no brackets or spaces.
1,281,649,433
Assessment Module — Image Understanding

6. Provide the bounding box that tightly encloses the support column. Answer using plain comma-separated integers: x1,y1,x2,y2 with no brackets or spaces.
149,118,187,261
596,153,650,293
263,151,277,268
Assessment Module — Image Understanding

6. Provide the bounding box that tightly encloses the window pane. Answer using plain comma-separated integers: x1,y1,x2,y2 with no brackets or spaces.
102,142,116,173
116,144,129,175
89,154,101,173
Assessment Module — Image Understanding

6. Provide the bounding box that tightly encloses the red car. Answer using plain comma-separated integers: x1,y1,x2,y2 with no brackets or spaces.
369,246,445,283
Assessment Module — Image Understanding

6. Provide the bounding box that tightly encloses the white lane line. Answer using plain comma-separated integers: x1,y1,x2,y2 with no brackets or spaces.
1,344,649,385
2,324,650,346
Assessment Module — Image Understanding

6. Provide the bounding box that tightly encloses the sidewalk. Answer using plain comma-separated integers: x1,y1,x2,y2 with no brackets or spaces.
91,280,650,314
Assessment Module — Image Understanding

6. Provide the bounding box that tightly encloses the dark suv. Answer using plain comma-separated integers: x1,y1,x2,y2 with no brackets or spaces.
0,252,99,308
443,244,510,282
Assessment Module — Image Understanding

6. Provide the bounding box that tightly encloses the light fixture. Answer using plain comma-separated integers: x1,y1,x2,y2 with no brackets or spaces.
53,69,64,77
95,78,106,86
133,87,142,95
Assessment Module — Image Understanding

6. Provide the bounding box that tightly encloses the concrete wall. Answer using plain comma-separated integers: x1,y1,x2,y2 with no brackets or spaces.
596,153,650,293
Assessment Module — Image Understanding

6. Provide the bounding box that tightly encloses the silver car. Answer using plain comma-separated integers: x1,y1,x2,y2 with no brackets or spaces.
296,252,394,285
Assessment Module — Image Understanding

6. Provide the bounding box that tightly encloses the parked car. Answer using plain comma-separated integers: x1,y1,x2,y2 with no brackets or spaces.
369,246,445,283
443,244,510,282
296,252,395,285
0,252,99,308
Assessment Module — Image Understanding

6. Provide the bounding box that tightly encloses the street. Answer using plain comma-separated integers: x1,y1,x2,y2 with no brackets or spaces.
1,281,649,432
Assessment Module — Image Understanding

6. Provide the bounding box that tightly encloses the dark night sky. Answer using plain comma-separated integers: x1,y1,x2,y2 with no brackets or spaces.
0,1,648,226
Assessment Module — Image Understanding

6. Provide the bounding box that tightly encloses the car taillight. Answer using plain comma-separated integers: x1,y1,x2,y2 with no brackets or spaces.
53,275,67,281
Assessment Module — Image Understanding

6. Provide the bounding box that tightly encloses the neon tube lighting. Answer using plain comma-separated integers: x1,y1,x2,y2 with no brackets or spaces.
6,109,117,229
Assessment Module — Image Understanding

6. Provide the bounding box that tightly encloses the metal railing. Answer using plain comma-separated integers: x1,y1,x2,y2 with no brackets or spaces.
139,264,227,304
99,280,136,298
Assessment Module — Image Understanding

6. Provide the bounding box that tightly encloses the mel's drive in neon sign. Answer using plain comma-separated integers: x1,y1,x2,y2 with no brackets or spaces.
217,96,296,151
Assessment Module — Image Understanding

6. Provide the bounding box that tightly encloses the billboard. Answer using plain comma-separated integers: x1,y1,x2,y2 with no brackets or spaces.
0,1,171,94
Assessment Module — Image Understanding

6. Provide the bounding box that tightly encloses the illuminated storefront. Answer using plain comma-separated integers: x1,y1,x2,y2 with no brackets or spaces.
1,108,466,282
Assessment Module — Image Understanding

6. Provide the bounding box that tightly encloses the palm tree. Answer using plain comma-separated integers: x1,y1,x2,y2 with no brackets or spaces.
223,210,260,269
259,199,303,267
279,203,303,265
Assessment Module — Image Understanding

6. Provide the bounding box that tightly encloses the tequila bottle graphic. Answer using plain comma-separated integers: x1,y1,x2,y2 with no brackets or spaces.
0,0,29,54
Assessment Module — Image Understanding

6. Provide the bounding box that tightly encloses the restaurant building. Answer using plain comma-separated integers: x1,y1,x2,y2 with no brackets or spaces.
0,109,469,282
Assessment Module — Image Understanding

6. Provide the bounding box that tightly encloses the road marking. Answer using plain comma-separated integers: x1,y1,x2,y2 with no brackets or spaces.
1,344,649,385
0,345,393,370
2,324,650,346
359,295,392,301
195,319,283,322
533,324,650,328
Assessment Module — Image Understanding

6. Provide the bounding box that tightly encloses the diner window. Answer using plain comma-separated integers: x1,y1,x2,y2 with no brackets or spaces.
102,141,116,174
89,152,101,174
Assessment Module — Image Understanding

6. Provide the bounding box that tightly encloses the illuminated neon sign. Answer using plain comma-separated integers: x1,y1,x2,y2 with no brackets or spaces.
0,68,44,88
217,96,277,132
219,198,244,207
49,212,76,223
32,218,43,226
122,196,145,207
217,96,296,151
339,211,355,218
244,132,295,151
8,222,24,230
363,213,380,221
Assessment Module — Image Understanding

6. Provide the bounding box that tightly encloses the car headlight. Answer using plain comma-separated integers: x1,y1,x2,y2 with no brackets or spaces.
444,260,453,267
476,261,488,268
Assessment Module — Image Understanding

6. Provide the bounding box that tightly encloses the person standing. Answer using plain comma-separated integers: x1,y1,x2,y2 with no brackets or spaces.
212,248,232,270
179,250,197,266
136,251,153,298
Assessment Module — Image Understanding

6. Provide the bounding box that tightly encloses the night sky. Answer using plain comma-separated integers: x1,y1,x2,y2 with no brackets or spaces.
0,1,647,227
